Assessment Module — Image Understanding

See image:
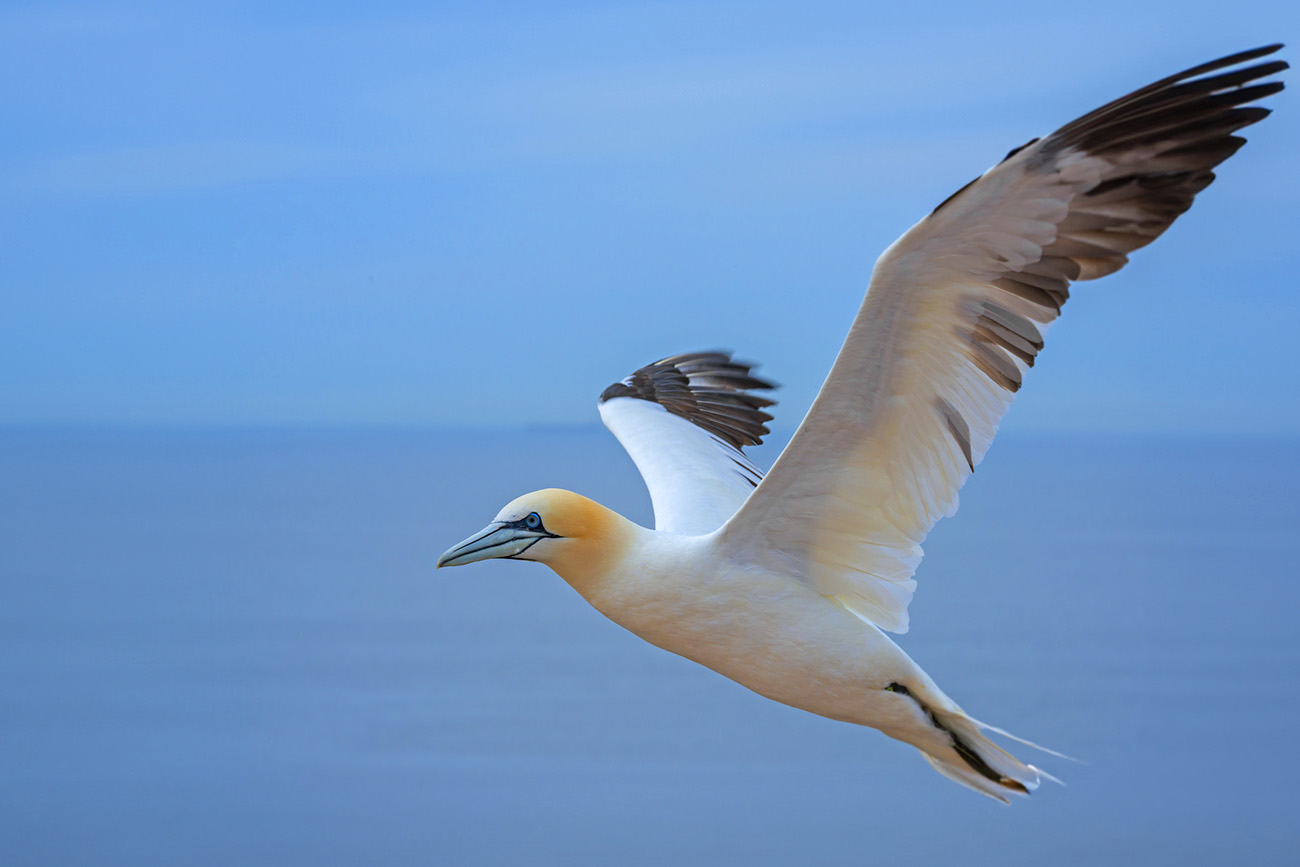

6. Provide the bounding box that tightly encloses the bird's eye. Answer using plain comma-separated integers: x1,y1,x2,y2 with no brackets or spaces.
524,512,542,529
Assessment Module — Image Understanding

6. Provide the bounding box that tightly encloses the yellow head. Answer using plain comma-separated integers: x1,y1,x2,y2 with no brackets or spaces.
436,488,631,586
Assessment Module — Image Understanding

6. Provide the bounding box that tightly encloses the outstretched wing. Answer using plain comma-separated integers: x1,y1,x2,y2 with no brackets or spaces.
598,351,776,535
718,45,1287,633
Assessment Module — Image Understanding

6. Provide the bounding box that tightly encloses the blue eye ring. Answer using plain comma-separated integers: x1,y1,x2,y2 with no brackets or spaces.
524,512,542,529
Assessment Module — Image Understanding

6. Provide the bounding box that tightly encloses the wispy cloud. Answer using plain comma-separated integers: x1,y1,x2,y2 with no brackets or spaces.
7,140,348,194
371,32,1057,170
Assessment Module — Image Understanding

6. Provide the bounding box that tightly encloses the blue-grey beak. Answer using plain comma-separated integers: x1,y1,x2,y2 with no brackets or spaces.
436,522,552,568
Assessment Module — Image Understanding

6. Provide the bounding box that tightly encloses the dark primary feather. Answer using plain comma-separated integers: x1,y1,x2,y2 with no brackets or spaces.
599,351,777,451
935,43,1285,459
1001,44,1282,283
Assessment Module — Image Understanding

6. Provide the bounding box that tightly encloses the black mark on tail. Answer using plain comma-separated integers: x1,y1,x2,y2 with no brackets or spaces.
884,681,1028,794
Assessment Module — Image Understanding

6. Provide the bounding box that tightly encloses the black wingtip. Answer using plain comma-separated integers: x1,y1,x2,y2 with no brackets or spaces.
600,351,778,450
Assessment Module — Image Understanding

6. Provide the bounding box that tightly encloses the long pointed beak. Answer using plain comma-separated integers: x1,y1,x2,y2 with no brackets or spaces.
436,522,548,568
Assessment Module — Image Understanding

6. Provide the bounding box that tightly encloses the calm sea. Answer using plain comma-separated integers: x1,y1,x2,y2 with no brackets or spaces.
2,426,1297,865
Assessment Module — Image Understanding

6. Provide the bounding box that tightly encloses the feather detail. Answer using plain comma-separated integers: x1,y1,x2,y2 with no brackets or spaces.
599,352,776,534
718,45,1286,632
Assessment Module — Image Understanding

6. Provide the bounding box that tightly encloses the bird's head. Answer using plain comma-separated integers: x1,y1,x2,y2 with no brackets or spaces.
436,488,628,583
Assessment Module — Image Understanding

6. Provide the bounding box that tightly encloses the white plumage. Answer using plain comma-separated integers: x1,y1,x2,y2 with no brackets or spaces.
598,396,762,536
438,46,1285,801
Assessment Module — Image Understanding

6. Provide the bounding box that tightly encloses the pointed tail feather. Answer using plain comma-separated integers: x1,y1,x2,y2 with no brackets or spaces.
918,706,1054,803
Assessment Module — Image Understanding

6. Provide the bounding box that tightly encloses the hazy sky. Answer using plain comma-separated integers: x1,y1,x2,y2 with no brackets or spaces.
3,1,1296,432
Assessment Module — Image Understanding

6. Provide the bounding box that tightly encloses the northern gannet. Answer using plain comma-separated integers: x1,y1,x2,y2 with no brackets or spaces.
437,46,1286,801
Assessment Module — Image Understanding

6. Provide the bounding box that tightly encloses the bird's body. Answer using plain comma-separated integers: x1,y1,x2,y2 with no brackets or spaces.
469,486,1041,798
438,46,1285,801
579,524,961,767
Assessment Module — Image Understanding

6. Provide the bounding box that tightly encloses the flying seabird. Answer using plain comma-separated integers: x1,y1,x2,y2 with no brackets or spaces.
437,46,1286,801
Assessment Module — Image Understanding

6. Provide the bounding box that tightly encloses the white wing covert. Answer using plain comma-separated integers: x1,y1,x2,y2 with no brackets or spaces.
598,352,775,535
717,45,1287,633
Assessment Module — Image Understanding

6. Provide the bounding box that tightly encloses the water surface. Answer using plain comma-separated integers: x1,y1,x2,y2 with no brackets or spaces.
2,427,1297,865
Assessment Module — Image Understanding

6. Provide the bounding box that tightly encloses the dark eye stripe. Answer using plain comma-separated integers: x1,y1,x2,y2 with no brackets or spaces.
504,512,560,538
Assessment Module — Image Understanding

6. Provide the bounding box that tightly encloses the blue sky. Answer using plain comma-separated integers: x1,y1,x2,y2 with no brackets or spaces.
3,0,1296,432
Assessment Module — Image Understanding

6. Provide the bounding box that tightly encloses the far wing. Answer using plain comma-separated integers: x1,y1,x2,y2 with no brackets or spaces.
598,352,775,535
718,45,1286,632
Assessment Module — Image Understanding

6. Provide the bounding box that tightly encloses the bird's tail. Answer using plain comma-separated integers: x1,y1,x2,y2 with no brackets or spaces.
916,705,1060,803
